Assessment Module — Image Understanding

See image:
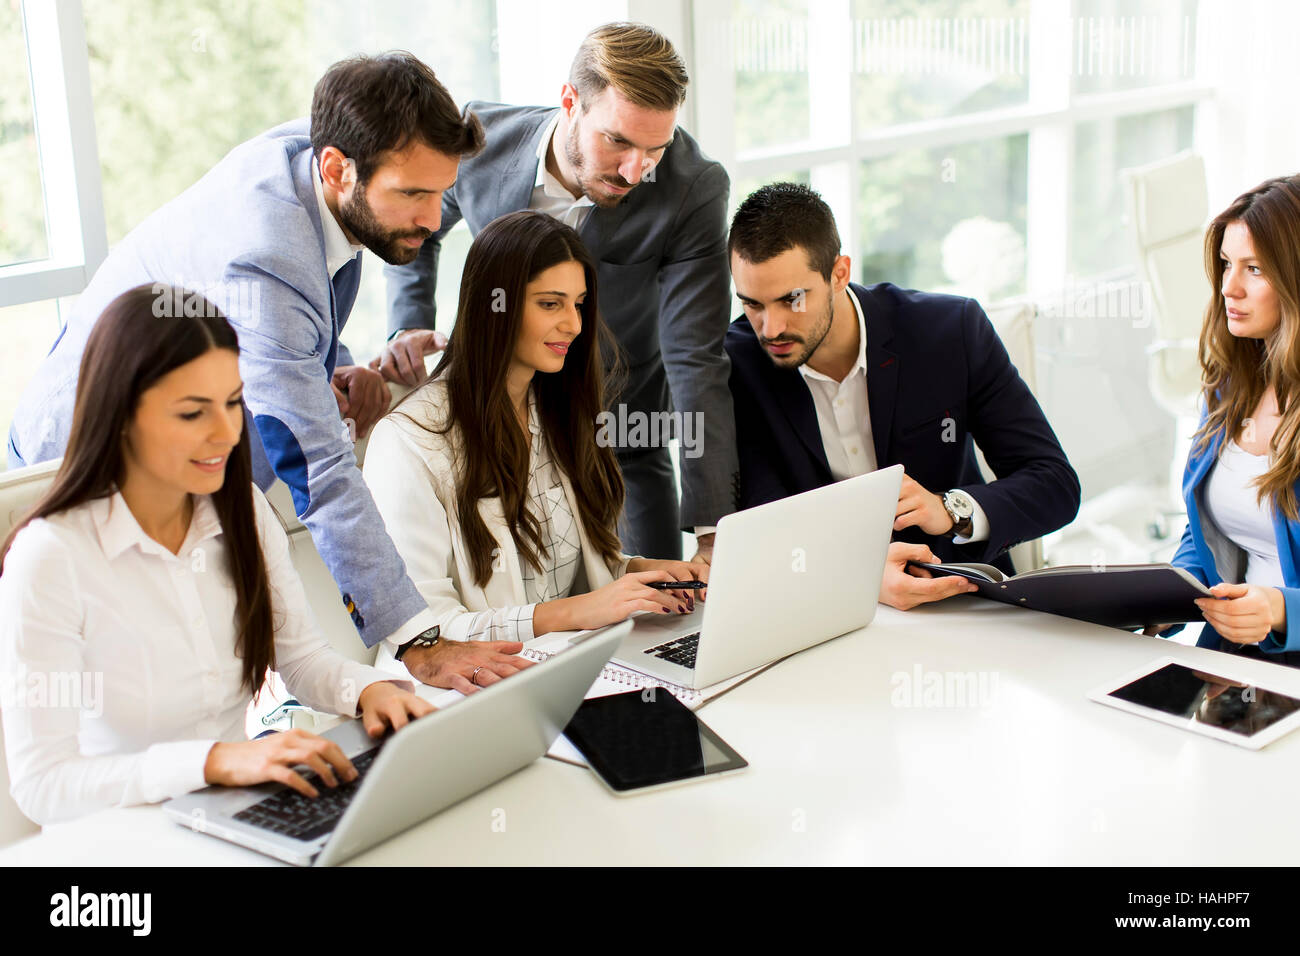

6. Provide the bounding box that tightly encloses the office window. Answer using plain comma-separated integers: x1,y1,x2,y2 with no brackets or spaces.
0,2,49,267
858,133,1027,298
851,0,1031,131
732,0,811,153
1070,0,1199,96
692,0,1207,507
81,0,500,367
1070,105,1194,276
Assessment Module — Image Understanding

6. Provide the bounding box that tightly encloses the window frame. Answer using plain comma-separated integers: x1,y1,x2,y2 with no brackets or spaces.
682,0,1212,291
0,0,106,309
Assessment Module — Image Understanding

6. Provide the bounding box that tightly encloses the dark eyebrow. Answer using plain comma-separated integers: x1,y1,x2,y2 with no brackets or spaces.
402,176,456,194
177,386,243,404
736,289,803,305
602,129,674,151
534,290,573,297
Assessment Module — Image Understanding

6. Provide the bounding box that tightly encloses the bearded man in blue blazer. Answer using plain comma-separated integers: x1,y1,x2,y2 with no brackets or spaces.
724,183,1081,610
8,53,532,690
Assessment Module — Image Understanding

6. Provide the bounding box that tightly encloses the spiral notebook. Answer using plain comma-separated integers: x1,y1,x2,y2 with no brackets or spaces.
521,632,776,766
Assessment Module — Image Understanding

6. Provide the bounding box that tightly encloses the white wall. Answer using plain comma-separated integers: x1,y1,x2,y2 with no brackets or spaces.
1196,0,1300,212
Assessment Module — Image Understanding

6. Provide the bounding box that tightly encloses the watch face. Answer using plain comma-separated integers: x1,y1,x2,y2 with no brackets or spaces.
946,491,975,519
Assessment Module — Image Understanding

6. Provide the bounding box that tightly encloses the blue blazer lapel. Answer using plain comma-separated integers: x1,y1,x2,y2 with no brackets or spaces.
856,283,899,466
292,148,327,272
1183,425,1224,584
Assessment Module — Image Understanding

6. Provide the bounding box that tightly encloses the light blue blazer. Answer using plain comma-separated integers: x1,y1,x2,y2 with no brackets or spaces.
1170,416,1300,654
7,119,426,648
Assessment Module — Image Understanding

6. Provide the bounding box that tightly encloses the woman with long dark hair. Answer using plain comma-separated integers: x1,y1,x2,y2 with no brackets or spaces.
0,285,431,824
363,211,706,679
1158,175,1300,662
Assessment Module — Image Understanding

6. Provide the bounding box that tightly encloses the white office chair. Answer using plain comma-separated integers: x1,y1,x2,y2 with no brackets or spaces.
979,299,1045,573
0,458,62,847
1121,151,1209,538
1122,151,1208,421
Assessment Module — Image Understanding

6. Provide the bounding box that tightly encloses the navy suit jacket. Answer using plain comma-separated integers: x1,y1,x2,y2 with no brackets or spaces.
725,282,1081,572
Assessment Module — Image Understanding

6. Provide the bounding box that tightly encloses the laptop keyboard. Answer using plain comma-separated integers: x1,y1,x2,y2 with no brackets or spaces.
643,632,701,669
233,746,380,843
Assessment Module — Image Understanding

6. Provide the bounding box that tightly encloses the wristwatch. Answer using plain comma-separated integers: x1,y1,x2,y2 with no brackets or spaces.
393,625,440,662
942,489,976,539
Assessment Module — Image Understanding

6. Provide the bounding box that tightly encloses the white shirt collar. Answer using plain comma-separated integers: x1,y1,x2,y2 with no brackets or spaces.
313,158,364,278
534,112,592,207
92,492,225,561
799,287,868,385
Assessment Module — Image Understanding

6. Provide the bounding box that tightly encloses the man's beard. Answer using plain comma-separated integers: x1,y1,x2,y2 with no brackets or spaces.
564,115,637,209
338,182,431,265
761,295,834,369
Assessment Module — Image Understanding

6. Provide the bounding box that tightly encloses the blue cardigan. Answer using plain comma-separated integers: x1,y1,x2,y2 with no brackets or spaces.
1171,420,1300,653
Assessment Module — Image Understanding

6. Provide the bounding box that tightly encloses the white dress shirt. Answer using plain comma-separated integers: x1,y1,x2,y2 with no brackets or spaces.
313,158,364,280
708,290,989,543
528,113,596,232
798,289,879,480
0,486,410,825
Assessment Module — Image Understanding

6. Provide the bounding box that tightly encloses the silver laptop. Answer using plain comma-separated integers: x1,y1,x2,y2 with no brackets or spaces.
613,465,904,689
163,622,630,866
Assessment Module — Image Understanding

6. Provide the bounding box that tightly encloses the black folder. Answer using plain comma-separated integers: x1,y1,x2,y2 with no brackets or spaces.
910,561,1214,631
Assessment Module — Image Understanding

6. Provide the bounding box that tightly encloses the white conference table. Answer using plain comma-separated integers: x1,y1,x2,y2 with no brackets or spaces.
4,598,1299,866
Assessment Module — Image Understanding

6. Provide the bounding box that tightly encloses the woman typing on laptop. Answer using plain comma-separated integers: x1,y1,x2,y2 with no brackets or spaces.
1152,175,1300,665
363,211,706,678
0,287,432,824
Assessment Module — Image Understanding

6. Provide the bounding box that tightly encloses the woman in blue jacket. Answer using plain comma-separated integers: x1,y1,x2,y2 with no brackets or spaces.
1165,175,1300,665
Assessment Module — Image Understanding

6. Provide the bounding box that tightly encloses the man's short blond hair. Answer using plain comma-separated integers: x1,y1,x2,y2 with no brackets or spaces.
569,22,689,113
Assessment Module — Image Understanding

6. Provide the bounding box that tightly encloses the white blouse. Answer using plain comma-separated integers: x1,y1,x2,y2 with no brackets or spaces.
363,378,630,672
1204,440,1284,587
0,485,410,825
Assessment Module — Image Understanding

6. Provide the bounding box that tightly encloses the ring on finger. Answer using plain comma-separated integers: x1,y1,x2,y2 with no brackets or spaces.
471,665,484,685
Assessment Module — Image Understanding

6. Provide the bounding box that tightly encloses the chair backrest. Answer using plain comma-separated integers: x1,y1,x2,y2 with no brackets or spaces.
978,299,1045,573
1122,150,1208,418
0,459,62,846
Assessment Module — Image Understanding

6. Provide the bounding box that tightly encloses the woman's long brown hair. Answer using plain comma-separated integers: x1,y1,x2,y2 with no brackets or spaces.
394,210,625,586
1195,175,1300,520
1,285,274,696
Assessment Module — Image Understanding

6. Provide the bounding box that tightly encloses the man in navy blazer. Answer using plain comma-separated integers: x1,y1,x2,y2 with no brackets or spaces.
725,183,1081,609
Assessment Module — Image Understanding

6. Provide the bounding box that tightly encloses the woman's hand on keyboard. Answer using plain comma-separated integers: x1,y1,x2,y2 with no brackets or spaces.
204,729,358,799
534,570,690,636
357,681,436,737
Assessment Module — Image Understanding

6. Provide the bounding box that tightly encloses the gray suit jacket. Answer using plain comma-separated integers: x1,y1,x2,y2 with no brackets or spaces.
384,102,738,529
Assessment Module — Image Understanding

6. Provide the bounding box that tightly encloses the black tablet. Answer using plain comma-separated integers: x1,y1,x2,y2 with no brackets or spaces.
562,690,748,795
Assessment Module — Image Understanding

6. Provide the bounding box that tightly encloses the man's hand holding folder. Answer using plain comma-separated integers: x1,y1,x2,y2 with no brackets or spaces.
882,543,979,611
